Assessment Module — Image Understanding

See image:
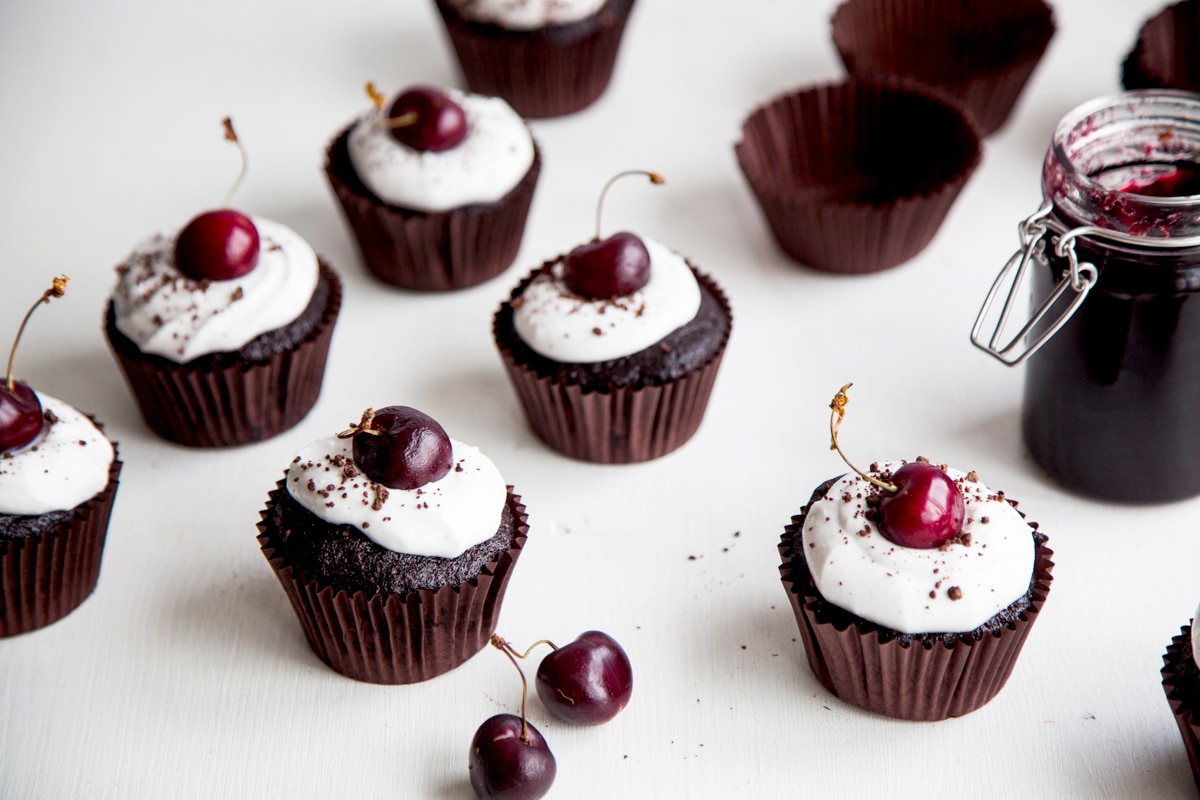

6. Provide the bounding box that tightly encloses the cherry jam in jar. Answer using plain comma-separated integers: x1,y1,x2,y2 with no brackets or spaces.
976,91,1200,503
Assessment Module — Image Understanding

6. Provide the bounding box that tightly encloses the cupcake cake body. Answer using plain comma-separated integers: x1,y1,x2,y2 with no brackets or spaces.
326,86,540,290
494,237,731,463
0,393,121,636
105,216,341,447
779,461,1052,720
1162,607,1200,791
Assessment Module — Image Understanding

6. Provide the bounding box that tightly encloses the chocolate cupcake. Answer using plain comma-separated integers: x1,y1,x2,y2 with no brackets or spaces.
325,85,540,291
258,406,528,684
434,0,636,119
1162,612,1200,791
778,462,1052,720
831,0,1056,135
1123,1,1200,92
736,79,981,274
105,216,341,448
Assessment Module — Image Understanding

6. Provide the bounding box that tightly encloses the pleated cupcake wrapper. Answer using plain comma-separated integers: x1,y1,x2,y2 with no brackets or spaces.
1162,627,1200,792
778,516,1053,721
325,130,540,292
495,269,731,464
830,0,1055,135
108,264,341,448
735,79,981,274
0,453,122,637
434,0,636,119
258,484,529,685
1127,0,1200,93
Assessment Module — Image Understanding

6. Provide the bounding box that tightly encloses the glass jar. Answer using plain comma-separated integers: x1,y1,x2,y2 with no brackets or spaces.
973,91,1200,503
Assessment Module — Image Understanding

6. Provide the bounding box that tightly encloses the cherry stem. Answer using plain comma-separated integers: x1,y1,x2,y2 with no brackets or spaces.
594,170,666,240
364,82,419,130
336,408,383,439
490,635,531,743
6,276,67,393
220,117,249,208
828,383,897,493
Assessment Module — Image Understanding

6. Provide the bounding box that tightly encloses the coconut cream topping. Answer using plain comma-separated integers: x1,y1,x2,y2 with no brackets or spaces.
111,216,319,363
512,237,702,363
802,462,1036,635
0,394,115,516
347,88,535,213
286,434,507,559
446,0,607,30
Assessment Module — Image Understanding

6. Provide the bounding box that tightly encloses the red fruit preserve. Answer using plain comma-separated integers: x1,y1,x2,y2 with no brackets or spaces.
974,91,1200,502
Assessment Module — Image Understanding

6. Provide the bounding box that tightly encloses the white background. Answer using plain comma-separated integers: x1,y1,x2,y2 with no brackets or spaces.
2,1,1197,798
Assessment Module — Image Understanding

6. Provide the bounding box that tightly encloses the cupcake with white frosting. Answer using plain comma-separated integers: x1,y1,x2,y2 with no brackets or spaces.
257,405,528,684
434,0,637,118
324,84,540,291
1162,606,1200,792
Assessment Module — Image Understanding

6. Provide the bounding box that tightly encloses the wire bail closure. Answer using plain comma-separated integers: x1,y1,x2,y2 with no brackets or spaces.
970,200,1098,366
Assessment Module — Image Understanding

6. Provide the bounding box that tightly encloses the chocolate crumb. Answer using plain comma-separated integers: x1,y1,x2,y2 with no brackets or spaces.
981,516,990,524
660,342,673,353
948,586,963,601
966,470,978,482
42,408,59,425
592,327,603,336
231,287,244,302
510,295,524,309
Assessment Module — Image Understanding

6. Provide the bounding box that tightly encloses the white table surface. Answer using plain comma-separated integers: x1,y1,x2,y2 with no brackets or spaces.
2,0,1197,798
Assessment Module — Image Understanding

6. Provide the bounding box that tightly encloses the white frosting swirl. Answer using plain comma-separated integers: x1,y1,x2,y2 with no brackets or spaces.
285,434,507,559
111,216,319,363
446,0,607,30
512,237,702,362
802,462,1036,635
0,394,115,516
347,88,535,213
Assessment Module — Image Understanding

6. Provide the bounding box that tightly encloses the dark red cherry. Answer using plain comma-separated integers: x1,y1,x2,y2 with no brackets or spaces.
535,631,633,725
174,209,260,281
0,380,44,453
469,714,556,800
351,406,453,490
387,87,468,152
876,462,965,549
563,232,651,299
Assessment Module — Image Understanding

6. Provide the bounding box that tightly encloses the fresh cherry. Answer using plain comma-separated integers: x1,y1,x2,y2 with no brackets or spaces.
174,209,260,281
535,631,633,726
0,276,69,454
468,714,556,800
561,170,665,299
384,86,467,152
341,406,453,490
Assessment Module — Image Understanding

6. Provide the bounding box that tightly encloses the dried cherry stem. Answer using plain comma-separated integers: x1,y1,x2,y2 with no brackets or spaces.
490,635,533,743
6,275,68,393
594,170,666,240
365,82,417,129
220,117,250,208
829,383,897,493
337,408,383,439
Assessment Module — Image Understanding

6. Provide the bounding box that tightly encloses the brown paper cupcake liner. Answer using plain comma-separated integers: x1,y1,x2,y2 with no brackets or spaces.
258,484,529,684
434,0,636,119
831,0,1055,135
736,79,981,274
0,452,122,637
1126,1,1200,92
494,269,731,464
778,506,1053,721
325,129,540,291
106,263,341,448
1162,626,1200,792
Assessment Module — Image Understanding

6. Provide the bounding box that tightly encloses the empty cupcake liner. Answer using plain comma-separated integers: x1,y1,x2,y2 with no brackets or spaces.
494,268,731,464
831,0,1055,135
326,129,540,292
0,452,122,637
258,483,529,685
106,264,341,448
778,503,1053,721
1162,626,1200,791
1124,0,1200,92
736,79,981,274
434,0,636,119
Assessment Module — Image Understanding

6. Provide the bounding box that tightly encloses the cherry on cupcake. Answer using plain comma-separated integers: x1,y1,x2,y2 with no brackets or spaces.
339,406,453,490
174,118,260,281
366,82,467,152
0,276,68,453
828,383,965,549
563,170,665,299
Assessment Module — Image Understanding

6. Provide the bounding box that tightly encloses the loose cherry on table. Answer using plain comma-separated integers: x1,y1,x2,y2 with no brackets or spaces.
366,82,467,153
535,631,633,726
338,406,453,490
0,276,69,454
562,170,666,299
828,383,965,549
174,118,260,282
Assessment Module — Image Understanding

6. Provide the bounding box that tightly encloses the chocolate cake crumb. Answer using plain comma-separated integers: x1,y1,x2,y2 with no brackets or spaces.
592,327,603,336
981,516,990,524
660,342,672,353
78,439,87,446
948,586,964,601
231,287,244,302
966,470,978,482
43,408,59,425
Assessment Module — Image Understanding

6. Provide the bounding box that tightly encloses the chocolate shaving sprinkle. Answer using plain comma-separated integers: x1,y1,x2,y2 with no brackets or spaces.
947,586,963,601
42,408,59,425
